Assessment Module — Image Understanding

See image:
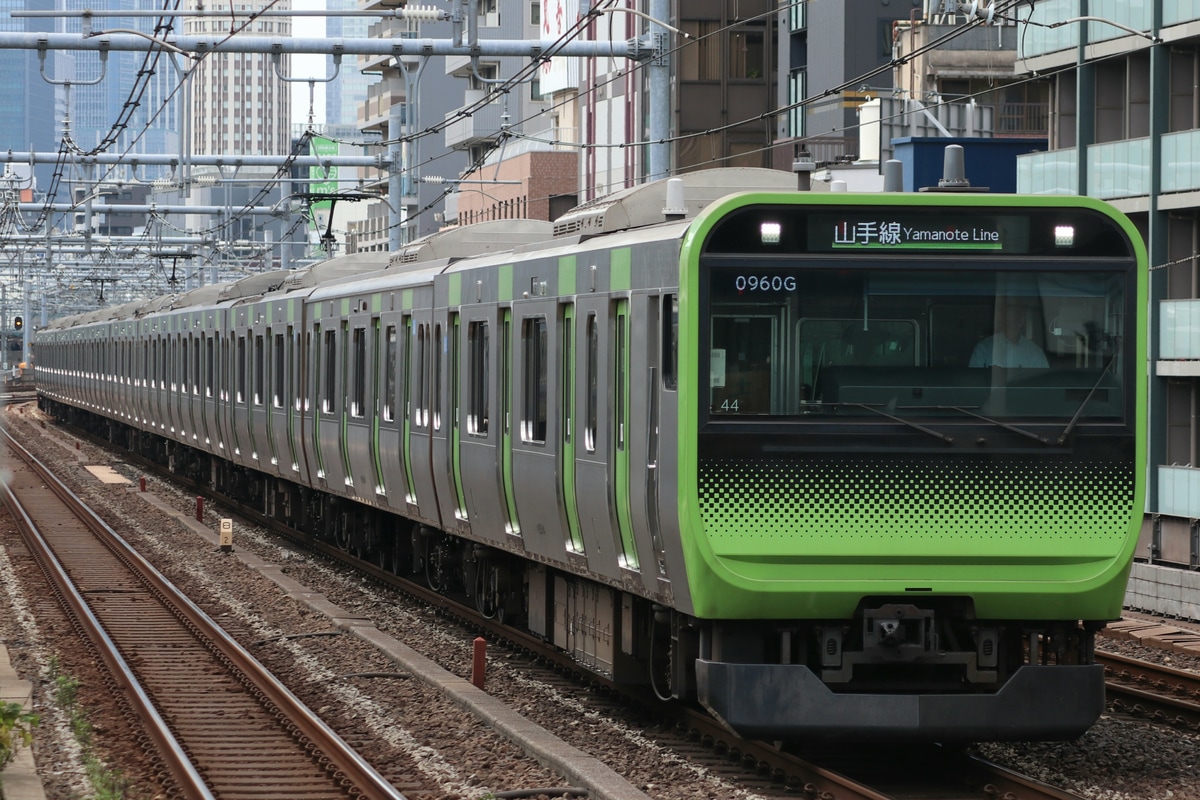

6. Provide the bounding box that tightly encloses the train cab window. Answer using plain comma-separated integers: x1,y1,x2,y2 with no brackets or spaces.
705,265,1129,423
383,325,397,422
351,326,366,418
467,320,489,436
521,317,548,444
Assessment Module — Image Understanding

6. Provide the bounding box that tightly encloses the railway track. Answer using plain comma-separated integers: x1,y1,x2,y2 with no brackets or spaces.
0,427,405,800
1099,650,1200,732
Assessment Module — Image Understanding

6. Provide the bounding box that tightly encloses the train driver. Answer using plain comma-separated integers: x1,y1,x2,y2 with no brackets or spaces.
968,304,1049,369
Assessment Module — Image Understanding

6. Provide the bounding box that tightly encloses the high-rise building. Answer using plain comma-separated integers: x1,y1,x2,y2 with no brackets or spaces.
324,0,370,128
184,0,291,157
0,0,62,192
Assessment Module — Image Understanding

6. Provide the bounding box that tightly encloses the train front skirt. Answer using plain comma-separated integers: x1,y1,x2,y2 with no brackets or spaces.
695,661,1105,741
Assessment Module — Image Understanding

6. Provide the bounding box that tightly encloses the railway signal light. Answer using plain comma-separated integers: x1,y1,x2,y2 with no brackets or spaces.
12,316,22,331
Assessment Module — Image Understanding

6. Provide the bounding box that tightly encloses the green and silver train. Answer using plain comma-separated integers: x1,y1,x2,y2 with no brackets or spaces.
34,168,1146,740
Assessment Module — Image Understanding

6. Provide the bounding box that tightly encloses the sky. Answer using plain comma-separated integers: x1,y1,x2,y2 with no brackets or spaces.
290,0,328,128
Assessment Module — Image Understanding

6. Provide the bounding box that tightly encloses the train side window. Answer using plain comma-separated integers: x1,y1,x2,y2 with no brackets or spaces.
236,336,247,404
383,325,397,422
322,329,337,414
663,294,678,391
521,317,548,444
467,320,489,436
585,312,598,453
351,326,366,418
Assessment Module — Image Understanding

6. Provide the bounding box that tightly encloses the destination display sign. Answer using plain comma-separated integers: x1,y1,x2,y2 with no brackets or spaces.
810,214,1029,253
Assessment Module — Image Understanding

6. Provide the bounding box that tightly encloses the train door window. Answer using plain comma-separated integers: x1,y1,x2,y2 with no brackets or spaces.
205,337,214,397
236,336,247,404
467,320,489,436
450,316,461,435
501,315,512,441
351,326,366,418
433,323,443,431
383,325,397,422
304,328,314,412
151,340,158,388
193,337,201,395
161,337,169,390
273,333,285,408
663,294,678,391
181,336,190,395
615,306,627,451
322,329,337,414
585,312,598,453
521,317,548,444
416,323,430,427
254,334,265,406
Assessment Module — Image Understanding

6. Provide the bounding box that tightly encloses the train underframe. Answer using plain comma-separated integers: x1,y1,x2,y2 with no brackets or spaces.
42,396,1108,742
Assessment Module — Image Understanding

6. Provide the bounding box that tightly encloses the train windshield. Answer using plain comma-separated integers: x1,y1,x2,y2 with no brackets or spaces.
706,265,1129,423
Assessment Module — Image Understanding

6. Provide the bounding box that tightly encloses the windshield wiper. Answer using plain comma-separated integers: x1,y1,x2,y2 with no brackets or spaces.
936,406,1050,444
1054,353,1117,446
837,403,954,444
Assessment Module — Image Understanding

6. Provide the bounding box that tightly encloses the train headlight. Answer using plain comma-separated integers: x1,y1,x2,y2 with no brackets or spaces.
760,221,782,244
1054,225,1075,247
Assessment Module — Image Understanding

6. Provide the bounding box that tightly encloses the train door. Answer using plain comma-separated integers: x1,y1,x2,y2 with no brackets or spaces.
211,320,228,454
447,312,470,525
248,328,267,465
560,303,585,554
284,324,301,474
406,310,441,526
308,320,328,485
457,308,509,546
315,317,350,489
343,311,376,500
511,299,564,561
499,309,520,535
573,300,620,579
201,332,217,448
268,327,291,474
626,294,670,584
174,333,187,443
428,311,464,533
192,332,209,447
233,333,248,460
376,314,408,513
611,298,638,571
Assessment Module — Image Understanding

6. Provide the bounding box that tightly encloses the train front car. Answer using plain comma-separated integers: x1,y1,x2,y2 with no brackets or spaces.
677,193,1146,741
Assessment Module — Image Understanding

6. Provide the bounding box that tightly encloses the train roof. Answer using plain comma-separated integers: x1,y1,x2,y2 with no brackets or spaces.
551,167,797,238
390,219,555,265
